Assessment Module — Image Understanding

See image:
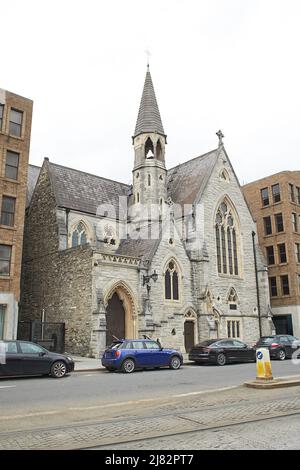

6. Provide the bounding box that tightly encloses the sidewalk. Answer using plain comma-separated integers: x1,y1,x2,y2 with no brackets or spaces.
73,353,192,372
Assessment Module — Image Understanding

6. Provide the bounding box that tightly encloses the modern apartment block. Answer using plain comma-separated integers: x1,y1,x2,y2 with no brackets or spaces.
243,171,300,337
0,89,33,339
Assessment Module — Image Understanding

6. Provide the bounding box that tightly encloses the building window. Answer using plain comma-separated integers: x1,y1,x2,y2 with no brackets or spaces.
298,274,300,293
272,184,281,203
9,108,23,137
145,137,154,159
292,212,298,232
295,243,300,263
5,151,19,180
0,104,4,131
0,245,12,276
0,305,5,339
227,320,240,338
0,197,16,226
71,222,88,247
269,277,278,297
266,246,275,265
263,216,272,235
164,260,179,301
228,287,238,310
289,183,295,203
148,174,151,186
278,243,287,264
261,188,269,206
297,187,300,205
281,275,290,296
215,200,239,276
136,192,140,203
275,213,284,232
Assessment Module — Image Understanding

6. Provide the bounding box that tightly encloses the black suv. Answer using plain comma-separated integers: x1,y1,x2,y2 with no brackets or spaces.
255,335,300,360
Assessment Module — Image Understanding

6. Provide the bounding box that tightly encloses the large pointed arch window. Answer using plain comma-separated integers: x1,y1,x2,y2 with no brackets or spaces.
164,260,179,301
71,222,88,247
215,200,240,276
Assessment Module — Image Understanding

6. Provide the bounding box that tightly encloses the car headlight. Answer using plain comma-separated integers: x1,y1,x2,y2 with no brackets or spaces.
66,356,73,361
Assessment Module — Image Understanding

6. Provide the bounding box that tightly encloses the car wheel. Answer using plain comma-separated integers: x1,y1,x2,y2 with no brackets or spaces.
50,361,67,378
121,358,135,373
216,353,226,366
277,349,286,361
169,355,181,370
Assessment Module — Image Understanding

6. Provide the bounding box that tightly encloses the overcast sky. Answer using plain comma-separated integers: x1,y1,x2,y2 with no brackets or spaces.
1,0,299,185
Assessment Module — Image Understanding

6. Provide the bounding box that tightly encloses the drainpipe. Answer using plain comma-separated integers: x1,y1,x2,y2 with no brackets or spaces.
252,231,262,337
66,208,70,246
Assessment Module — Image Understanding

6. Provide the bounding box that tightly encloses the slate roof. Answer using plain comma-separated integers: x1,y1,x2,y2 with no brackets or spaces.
134,67,165,137
167,148,220,207
26,164,41,207
116,237,159,260
47,162,131,217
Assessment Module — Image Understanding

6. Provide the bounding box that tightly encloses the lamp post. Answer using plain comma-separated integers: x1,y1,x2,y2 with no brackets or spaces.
143,270,158,292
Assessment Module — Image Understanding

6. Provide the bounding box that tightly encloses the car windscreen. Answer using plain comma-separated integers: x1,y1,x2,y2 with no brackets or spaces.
108,342,123,350
196,340,219,347
258,337,274,344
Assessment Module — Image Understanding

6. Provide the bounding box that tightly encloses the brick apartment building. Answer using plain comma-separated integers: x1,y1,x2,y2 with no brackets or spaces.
0,88,33,339
243,171,300,338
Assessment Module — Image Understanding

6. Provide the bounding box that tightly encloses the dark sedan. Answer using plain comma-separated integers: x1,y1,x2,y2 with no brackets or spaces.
255,335,300,360
189,338,255,366
0,340,74,378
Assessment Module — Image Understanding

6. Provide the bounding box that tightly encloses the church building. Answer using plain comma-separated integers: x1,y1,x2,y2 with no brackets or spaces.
21,67,273,356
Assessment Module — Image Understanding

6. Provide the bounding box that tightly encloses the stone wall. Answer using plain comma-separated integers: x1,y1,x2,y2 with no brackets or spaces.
21,163,94,355
195,148,272,343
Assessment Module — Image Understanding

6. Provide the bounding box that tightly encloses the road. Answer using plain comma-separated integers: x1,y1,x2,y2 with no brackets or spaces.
1,359,299,414
0,360,300,449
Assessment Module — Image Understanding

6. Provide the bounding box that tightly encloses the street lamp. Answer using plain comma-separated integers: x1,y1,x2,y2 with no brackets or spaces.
142,270,158,287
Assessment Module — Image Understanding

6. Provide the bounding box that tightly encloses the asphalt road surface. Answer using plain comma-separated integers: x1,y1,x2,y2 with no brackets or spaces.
0,359,299,415
1,360,300,449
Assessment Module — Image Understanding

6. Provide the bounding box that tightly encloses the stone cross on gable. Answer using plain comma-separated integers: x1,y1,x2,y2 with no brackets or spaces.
216,129,224,147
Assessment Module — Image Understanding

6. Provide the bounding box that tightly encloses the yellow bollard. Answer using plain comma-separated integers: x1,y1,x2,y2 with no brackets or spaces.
256,348,273,380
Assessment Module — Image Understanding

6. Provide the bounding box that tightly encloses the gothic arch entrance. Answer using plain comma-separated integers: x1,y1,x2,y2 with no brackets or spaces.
104,281,138,346
183,310,197,353
184,321,195,353
106,293,125,346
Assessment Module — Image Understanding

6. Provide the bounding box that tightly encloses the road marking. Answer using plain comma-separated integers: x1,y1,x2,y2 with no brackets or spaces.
0,385,16,389
172,386,237,398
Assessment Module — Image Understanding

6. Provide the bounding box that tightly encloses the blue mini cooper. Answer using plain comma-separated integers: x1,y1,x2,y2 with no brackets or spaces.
101,338,183,373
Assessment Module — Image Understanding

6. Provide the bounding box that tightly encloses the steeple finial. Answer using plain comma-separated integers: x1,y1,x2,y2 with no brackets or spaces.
145,49,151,68
216,129,224,147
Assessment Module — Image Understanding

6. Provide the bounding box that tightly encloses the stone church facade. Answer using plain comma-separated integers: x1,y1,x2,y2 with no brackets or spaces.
21,67,273,356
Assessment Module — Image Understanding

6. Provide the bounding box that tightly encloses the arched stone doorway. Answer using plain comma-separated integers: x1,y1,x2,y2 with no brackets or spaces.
183,310,197,353
184,321,195,353
104,281,138,346
106,293,125,346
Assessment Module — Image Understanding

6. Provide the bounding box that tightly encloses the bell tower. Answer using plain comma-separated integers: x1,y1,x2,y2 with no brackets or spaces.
132,66,167,214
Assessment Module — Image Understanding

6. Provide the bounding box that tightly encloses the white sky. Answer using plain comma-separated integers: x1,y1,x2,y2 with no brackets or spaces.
1,0,299,185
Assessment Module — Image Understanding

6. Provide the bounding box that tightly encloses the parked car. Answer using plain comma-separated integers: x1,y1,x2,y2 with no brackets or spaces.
189,338,256,366
101,338,183,373
254,335,300,360
0,340,74,378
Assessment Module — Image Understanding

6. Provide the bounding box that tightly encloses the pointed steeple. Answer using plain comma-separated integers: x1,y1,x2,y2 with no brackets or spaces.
134,67,165,137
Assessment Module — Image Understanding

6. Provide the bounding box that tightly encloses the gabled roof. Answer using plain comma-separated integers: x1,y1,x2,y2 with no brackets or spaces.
167,148,220,206
26,164,41,207
134,67,165,137
47,162,130,217
116,237,159,260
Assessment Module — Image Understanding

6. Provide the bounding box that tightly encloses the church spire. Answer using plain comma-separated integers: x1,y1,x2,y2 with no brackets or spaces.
134,67,165,138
